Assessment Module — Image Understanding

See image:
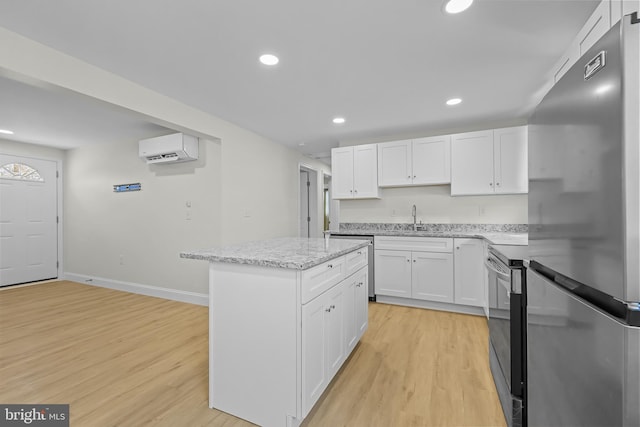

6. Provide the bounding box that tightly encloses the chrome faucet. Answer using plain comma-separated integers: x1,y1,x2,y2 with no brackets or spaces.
412,204,417,231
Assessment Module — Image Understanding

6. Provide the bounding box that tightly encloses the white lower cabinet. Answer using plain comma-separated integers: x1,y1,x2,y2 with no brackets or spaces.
345,268,369,354
412,251,454,303
374,237,454,302
373,249,412,297
453,238,485,307
302,263,368,417
374,236,487,313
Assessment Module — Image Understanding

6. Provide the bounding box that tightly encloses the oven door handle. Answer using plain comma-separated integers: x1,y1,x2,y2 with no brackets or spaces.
484,257,511,282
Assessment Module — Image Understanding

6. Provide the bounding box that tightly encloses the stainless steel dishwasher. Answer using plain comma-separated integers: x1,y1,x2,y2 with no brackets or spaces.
330,234,375,301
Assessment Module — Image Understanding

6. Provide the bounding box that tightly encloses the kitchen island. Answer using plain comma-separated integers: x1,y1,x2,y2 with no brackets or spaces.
181,237,370,427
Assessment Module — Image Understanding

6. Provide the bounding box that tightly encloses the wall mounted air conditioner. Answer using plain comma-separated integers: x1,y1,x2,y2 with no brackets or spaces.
139,133,199,164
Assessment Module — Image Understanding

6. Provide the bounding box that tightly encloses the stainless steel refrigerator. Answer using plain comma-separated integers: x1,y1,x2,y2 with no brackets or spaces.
527,12,640,427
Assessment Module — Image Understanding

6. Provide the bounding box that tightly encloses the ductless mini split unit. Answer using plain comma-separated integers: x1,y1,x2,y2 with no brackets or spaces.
139,132,199,164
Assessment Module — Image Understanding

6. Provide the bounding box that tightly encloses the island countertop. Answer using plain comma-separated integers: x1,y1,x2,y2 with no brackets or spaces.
180,237,370,270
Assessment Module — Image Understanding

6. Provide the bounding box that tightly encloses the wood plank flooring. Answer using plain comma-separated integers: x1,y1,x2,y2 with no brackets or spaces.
0,281,505,426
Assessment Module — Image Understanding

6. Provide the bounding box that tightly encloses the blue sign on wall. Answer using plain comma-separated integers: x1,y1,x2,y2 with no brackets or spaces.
113,183,141,192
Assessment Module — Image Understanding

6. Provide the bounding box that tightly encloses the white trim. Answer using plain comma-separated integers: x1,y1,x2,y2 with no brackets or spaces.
64,272,208,306
376,295,484,316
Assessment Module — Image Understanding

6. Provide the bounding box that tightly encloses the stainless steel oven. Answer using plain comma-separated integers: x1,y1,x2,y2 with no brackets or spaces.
486,244,528,427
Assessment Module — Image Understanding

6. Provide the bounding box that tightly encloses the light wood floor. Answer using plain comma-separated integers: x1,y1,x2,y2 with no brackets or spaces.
0,281,505,427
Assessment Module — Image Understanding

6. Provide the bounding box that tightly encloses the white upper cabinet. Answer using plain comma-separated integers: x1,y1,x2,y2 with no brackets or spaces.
331,147,354,199
494,126,528,194
331,144,379,199
377,140,412,187
451,126,528,196
412,135,451,185
378,136,451,187
451,130,495,196
577,0,611,56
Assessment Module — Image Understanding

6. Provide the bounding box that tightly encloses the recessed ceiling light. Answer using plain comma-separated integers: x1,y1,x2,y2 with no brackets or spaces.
0,129,14,135
444,0,473,14
332,117,346,124
446,98,462,106
259,54,279,66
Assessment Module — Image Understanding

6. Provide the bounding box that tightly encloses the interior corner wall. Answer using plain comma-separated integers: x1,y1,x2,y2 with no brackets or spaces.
339,185,527,225
219,129,331,245
64,138,222,295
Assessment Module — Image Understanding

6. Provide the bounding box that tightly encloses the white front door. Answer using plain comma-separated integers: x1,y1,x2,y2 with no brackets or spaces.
0,155,58,286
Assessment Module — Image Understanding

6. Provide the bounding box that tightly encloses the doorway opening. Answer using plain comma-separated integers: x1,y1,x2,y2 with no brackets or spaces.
299,165,319,238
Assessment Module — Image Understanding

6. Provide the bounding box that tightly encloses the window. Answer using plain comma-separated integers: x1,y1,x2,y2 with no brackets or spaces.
0,163,44,182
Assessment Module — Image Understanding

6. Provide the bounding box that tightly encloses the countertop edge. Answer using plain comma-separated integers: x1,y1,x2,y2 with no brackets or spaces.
329,230,527,246
180,240,370,270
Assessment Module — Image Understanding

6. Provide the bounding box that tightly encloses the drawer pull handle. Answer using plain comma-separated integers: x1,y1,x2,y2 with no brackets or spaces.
326,307,332,312
330,305,336,309
327,264,333,269
357,282,363,287
357,251,362,255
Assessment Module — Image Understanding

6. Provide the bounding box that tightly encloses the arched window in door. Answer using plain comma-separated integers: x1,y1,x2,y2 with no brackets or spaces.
0,163,45,181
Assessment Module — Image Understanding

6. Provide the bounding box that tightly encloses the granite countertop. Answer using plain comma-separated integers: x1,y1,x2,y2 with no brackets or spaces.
330,223,528,246
180,237,370,270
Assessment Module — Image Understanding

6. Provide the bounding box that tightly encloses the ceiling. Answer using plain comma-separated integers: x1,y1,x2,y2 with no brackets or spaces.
0,0,599,158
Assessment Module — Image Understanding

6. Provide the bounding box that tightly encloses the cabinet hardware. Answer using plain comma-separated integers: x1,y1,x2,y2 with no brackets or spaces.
407,175,411,178
330,305,336,309
489,182,493,186
327,264,333,268
496,182,500,186
406,259,410,262
357,251,362,255
413,175,416,178
413,259,416,263
325,307,331,312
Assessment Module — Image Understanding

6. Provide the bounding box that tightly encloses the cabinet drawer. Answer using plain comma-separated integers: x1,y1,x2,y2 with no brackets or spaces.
302,256,346,304
375,236,453,253
345,246,368,277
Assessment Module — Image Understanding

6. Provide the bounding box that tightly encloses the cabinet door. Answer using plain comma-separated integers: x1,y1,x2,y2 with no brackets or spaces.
344,276,358,355
412,252,454,303
450,130,495,195
331,147,354,199
353,144,379,198
354,269,368,340
493,126,528,194
325,282,345,379
412,135,451,185
453,238,485,307
377,140,412,187
302,295,328,416
576,0,610,57
374,249,412,297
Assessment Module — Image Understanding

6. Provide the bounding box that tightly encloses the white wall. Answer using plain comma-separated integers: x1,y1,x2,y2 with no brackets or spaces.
0,138,65,162
0,26,331,299
339,185,527,224
64,138,221,295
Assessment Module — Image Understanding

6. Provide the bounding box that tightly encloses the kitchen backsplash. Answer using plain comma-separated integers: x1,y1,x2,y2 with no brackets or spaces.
339,223,528,233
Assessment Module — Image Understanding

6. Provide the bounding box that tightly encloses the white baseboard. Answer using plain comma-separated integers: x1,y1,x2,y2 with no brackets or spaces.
376,295,484,316
64,272,208,306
